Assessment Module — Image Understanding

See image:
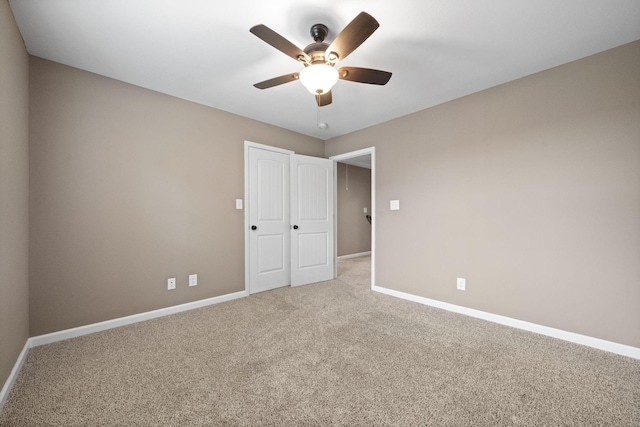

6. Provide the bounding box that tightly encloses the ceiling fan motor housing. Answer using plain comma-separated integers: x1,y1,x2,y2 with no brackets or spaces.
306,24,338,64
304,42,331,64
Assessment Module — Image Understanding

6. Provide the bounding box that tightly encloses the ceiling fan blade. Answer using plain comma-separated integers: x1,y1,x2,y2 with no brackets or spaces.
250,24,310,63
253,72,300,89
326,12,379,63
338,67,392,85
316,91,332,107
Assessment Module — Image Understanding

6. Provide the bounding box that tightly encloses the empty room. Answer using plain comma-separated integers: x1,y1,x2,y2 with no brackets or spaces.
1,0,639,425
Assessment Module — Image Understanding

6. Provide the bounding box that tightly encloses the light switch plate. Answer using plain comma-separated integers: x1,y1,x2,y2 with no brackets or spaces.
390,200,400,210
235,199,243,209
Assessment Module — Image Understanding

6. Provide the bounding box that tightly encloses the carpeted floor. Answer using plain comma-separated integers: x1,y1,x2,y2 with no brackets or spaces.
1,256,639,426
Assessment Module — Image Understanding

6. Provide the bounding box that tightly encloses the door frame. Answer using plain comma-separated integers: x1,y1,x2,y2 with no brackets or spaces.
244,141,294,293
244,141,374,292
330,147,376,288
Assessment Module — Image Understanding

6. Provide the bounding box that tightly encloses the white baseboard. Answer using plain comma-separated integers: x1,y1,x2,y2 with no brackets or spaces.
4,284,637,412
0,289,248,411
30,290,248,347
337,251,372,260
0,340,30,411
372,285,640,360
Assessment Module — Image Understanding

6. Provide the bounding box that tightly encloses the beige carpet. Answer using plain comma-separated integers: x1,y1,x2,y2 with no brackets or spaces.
1,256,638,426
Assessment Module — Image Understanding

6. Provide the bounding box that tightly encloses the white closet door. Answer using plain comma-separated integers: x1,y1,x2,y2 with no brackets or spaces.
290,154,334,286
248,147,290,293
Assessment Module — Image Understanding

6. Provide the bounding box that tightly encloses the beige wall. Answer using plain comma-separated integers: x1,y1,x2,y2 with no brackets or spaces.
0,0,30,392
325,41,640,348
4,20,638,383
29,57,323,336
336,163,371,257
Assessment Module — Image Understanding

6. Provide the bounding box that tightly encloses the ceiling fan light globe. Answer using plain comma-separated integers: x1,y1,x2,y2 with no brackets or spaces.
299,64,339,95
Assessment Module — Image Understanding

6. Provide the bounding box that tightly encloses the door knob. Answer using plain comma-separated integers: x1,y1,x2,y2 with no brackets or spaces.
293,225,299,230
251,225,257,230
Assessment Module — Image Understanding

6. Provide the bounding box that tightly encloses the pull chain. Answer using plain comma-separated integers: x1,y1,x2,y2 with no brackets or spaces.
346,164,349,190
316,101,328,133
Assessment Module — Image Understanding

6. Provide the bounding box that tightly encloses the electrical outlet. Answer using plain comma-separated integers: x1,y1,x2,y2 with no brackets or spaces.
457,277,466,291
167,278,176,290
189,274,197,287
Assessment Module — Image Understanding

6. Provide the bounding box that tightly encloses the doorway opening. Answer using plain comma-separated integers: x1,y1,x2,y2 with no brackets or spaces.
330,147,375,288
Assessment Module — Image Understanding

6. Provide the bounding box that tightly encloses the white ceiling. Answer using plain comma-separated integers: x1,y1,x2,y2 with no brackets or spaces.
9,0,640,140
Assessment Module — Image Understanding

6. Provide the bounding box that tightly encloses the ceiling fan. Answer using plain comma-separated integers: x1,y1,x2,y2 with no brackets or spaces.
250,11,392,107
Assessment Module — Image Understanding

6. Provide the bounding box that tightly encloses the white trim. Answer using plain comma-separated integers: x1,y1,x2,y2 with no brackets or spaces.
330,147,376,288
372,285,640,360
244,141,294,155
333,161,338,278
337,251,372,260
330,147,375,162
30,290,248,347
0,340,30,411
371,149,375,287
